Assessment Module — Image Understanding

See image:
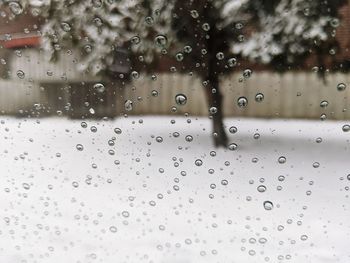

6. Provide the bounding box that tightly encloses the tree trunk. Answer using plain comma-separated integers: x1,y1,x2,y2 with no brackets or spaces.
204,73,228,147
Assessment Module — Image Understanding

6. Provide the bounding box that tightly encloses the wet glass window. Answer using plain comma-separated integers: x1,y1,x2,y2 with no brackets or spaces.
0,0,350,262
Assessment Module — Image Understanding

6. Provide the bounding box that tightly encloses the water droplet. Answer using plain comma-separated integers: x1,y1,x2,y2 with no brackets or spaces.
154,136,162,143
278,175,285,182
76,144,84,151
185,135,193,142
190,10,199,18
60,22,72,32
316,137,322,143
237,97,248,108
330,18,340,28
320,100,329,108
130,35,141,45
109,226,117,233
263,201,273,210
22,183,30,190
228,143,238,151
257,185,266,193
151,90,159,97
16,70,25,79
175,94,187,105
216,52,224,60
155,35,167,47
114,128,122,134
124,100,133,111
195,159,203,166
337,83,346,91
228,58,237,67
313,162,320,168
300,235,308,241
278,156,286,164
202,23,210,31
131,71,139,79
9,2,23,15
235,22,244,29
84,44,92,53
243,69,252,78
209,106,218,114
183,45,192,53
255,93,264,102
122,211,130,218
93,17,103,27
145,16,154,26
229,126,237,134
221,179,228,185
342,124,350,132
258,237,267,244
72,181,79,188
93,83,105,93
175,52,184,61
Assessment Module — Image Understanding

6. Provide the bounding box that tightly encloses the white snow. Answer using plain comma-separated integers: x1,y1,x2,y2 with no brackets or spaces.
0,116,349,263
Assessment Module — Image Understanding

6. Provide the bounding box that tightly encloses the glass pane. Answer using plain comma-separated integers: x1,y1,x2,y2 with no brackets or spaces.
0,1,349,262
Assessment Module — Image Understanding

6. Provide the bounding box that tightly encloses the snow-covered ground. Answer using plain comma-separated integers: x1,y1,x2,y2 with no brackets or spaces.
0,116,349,263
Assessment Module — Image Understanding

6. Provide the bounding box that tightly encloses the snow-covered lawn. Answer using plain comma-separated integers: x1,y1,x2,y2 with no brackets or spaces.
0,116,349,263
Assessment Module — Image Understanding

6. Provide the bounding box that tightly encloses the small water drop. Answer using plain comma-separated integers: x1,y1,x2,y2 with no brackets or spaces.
337,83,346,91
263,201,273,211
195,159,203,166
237,97,248,108
255,93,264,102
342,124,350,132
155,35,167,47
93,83,105,93
175,94,187,105
16,70,25,79
124,100,133,111
257,185,266,193
278,156,286,164
76,144,84,151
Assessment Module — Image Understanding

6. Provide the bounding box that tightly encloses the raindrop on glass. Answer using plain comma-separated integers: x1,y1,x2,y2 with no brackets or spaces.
278,156,286,164
228,143,238,151
202,23,210,31
237,97,248,108
175,94,187,105
124,100,133,111
229,126,237,134
216,52,224,60
195,159,203,166
16,70,25,79
257,185,266,193
9,2,23,15
342,124,350,132
93,83,105,93
76,144,84,151
175,52,184,62
263,201,273,211
155,35,167,47
337,83,346,91
255,93,264,102
243,69,252,78
228,58,237,67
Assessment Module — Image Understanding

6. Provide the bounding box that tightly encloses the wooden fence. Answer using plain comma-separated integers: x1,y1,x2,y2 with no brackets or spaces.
124,72,350,119
1,48,350,119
